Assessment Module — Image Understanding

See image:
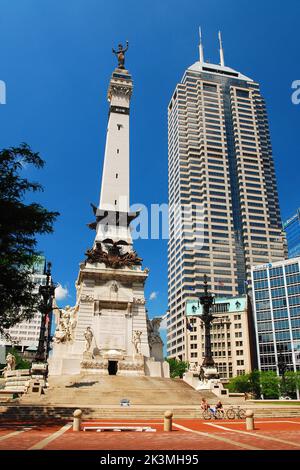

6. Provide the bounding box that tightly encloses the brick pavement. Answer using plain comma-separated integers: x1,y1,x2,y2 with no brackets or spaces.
0,418,300,450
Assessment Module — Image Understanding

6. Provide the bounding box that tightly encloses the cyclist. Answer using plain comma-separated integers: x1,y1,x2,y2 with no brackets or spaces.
201,398,209,411
215,400,224,418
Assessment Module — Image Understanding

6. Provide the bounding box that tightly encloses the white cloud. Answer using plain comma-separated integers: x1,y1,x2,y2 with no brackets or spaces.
149,291,158,301
159,315,168,331
55,284,69,301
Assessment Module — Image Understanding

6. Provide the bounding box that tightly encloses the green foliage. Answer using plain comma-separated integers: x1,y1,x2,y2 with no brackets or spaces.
248,370,261,399
282,371,300,397
166,358,188,378
260,370,280,399
0,144,59,336
227,374,250,393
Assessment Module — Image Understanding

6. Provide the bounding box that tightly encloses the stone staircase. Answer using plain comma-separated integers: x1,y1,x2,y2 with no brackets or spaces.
1,375,299,422
21,375,218,406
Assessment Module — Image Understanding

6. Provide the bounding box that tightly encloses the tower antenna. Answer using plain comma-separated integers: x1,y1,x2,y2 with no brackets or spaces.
218,30,225,67
199,26,204,63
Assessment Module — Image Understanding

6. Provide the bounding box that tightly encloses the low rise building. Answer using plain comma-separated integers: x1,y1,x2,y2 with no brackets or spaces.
0,257,47,357
185,295,256,380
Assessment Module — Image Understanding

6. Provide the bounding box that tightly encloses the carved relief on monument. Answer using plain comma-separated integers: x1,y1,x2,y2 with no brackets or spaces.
118,361,144,371
80,360,108,370
80,294,94,303
133,297,146,305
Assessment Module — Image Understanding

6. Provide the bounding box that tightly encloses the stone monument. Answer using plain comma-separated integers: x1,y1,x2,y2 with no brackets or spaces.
48,43,169,378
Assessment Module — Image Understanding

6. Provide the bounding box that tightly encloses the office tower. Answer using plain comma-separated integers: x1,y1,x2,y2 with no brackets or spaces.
283,209,300,258
186,295,256,379
167,32,286,360
0,257,47,355
251,258,300,387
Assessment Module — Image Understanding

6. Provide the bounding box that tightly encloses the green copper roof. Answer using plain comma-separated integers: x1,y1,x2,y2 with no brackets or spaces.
186,295,247,317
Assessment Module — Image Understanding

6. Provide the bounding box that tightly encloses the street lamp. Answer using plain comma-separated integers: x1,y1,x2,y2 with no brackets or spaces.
35,262,56,363
199,274,215,369
277,344,288,396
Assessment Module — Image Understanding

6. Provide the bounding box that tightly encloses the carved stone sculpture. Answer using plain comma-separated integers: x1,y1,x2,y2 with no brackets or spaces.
53,305,78,343
84,327,94,352
147,317,163,346
85,241,142,269
132,330,142,356
3,353,16,374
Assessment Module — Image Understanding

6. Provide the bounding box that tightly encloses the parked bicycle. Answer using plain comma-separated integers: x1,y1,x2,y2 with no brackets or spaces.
225,406,246,419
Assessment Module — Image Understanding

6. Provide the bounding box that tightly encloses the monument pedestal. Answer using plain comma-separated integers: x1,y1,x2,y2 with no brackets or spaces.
49,261,169,378
183,366,228,397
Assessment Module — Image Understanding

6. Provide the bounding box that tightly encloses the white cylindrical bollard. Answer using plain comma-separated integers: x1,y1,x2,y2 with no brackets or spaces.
245,409,254,431
73,409,83,432
164,410,173,432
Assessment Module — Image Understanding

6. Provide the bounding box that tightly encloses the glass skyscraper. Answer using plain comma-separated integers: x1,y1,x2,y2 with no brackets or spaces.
167,35,286,361
251,258,300,397
283,209,300,258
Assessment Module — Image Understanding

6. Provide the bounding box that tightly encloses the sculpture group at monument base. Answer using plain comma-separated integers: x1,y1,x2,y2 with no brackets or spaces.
183,366,228,397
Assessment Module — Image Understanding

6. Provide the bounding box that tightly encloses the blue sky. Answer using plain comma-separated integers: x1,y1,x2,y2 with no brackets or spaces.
0,0,299,326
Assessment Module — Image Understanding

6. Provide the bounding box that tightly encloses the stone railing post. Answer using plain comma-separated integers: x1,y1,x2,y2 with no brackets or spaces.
245,409,254,431
164,410,173,432
73,409,83,431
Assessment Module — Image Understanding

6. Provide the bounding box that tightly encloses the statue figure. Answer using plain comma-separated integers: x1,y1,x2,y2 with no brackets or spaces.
132,330,142,356
1,353,16,376
112,41,129,69
53,304,78,343
84,327,94,352
189,362,198,373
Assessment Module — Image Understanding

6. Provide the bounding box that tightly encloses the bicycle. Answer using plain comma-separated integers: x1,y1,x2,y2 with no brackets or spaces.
225,406,246,419
202,408,225,420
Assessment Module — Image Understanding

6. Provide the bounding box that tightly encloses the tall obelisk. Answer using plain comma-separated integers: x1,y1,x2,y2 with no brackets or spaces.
49,43,169,379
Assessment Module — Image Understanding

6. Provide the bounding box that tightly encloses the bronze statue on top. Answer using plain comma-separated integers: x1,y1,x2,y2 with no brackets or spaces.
112,41,129,69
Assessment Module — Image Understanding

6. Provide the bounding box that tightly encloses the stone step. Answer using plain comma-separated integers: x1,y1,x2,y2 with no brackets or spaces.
1,404,300,422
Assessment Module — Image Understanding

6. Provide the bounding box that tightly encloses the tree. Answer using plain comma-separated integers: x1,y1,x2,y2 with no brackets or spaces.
227,374,250,394
166,358,189,378
0,144,59,336
248,370,262,398
282,371,300,398
260,370,280,399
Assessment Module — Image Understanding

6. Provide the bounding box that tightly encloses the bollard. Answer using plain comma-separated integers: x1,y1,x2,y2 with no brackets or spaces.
245,409,254,431
164,410,173,432
73,409,82,432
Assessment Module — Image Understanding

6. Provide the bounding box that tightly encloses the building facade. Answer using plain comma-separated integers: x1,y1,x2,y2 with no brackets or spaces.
167,35,286,360
251,258,300,381
0,257,47,354
185,295,255,380
283,209,300,258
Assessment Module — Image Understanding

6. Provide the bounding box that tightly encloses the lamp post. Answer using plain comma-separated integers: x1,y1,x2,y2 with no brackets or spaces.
277,344,288,396
199,275,215,368
35,262,56,363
